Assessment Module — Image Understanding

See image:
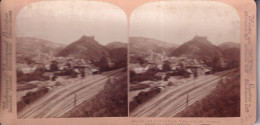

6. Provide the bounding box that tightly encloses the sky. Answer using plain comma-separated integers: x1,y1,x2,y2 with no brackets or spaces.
16,1,128,45
130,1,240,45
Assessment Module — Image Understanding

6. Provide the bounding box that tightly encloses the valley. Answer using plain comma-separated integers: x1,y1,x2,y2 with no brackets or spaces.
129,35,240,117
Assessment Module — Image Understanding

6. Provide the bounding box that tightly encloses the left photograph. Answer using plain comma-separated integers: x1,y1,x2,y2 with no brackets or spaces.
16,1,128,118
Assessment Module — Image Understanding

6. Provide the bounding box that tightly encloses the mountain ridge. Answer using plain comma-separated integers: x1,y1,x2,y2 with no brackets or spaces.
129,36,178,56
169,36,222,61
16,37,66,58
106,41,127,49
57,35,109,61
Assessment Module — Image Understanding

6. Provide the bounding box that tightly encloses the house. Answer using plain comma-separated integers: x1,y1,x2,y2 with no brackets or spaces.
185,65,205,78
134,65,150,74
20,65,37,74
204,68,212,75
73,65,93,77
171,65,181,71
155,72,166,80
134,67,145,74
157,64,163,70
42,72,54,81
92,69,99,74
59,65,69,70
45,64,51,70
184,69,194,78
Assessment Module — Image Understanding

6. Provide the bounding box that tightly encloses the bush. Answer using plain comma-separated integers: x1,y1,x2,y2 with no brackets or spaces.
17,87,49,112
167,81,176,86
131,75,158,83
99,56,110,72
17,101,27,112
17,68,46,83
22,87,49,104
130,69,161,83
17,84,38,91
130,84,150,91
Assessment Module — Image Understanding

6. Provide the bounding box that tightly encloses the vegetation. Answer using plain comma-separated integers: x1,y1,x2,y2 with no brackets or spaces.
62,72,128,117
17,84,38,91
56,35,108,61
99,56,110,72
167,81,177,86
17,87,49,112
17,68,47,83
162,60,171,72
130,69,161,83
176,72,240,117
130,56,148,64
109,48,127,69
130,84,150,91
170,36,222,61
50,60,59,72
129,87,161,112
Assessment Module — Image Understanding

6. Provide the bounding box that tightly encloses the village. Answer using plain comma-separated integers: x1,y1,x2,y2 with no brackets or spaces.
16,49,123,112
129,50,240,113
16,51,115,82
130,51,220,82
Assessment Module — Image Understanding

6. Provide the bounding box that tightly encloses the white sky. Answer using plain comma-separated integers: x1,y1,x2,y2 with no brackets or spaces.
130,1,240,45
16,1,128,45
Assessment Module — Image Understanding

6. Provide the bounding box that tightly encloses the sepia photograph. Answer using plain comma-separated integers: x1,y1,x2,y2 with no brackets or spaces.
16,1,128,118
0,0,258,124
129,1,241,117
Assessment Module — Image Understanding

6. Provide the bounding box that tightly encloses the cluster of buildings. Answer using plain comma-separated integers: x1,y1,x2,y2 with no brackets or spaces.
130,54,213,80
17,54,100,81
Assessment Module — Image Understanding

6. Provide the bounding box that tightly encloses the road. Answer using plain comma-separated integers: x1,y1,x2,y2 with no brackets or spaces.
18,69,123,118
130,68,238,117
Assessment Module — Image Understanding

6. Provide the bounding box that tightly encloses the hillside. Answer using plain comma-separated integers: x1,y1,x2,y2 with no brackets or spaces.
105,42,127,49
105,42,127,68
129,37,177,55
57,36,109,61
109,48,127,67
176,70,240,117
218,42,240,50
218,42,240,62
62,71,128,117
16,37,65,57
170,36,222,61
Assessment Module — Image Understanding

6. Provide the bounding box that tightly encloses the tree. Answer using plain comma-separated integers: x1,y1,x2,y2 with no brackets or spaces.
99,56,110,72
212,56,220,72
25,57,36,65
137,57,147,65
162,61,171,72
50,60,59,72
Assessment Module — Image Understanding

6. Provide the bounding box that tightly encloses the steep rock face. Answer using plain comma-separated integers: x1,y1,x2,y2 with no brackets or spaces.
129,37,177,56
170,36,222,61
57,36,109,61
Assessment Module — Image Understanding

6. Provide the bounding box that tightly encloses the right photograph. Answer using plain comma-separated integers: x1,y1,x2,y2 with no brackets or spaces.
129,1,240,117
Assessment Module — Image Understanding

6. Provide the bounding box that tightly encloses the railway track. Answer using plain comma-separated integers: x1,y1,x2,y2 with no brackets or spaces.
18,69,123,118
130,69,238,117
